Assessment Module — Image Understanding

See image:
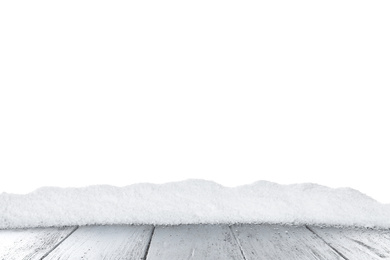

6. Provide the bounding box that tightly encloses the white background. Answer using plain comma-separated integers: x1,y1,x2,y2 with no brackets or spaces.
1,1,389,203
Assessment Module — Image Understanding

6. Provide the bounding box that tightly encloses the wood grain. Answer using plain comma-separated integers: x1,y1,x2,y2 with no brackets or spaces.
44,225,153,260
308,226,390,260
0,226,76,260
232,224,344,259
146,224,244,260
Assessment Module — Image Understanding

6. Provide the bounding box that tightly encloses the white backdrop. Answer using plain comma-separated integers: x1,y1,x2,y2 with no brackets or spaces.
1,1,389,203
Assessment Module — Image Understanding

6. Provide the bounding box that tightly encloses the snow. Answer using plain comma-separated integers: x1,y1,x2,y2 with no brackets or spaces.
1,179,390,229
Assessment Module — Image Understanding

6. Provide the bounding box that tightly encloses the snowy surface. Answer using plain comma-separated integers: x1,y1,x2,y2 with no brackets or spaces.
1,180,390,229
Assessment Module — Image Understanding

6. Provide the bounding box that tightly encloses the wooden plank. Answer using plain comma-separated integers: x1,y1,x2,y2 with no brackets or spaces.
0,226,77,260
232,224,344,260
146,224,244,260
308,226,390,260
44,225,153,260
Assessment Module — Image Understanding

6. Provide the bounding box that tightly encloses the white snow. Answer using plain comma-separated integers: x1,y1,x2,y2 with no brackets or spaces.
1,179,390,229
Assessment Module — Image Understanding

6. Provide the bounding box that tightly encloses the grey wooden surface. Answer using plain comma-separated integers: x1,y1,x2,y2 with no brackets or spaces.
309,226,390,260
146,225,244,260
232,224,344,259
0,226,76,260
44,225,154,260
0,224,389,260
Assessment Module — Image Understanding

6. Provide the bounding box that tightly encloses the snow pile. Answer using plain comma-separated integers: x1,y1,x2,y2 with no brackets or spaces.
1,179,390,229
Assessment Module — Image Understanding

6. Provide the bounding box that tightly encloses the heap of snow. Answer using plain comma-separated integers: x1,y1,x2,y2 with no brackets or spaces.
1,179,390,229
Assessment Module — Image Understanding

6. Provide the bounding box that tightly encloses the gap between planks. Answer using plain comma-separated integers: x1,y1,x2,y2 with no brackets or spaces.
40,226,79,259
142,226,155,260
229,225,248,260
305,225,349,260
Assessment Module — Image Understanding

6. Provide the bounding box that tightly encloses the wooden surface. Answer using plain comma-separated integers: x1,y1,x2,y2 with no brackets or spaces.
309,226,390,260
0,224,389,260
44,225,154,260
232,224,344,260
0,226,76,260
146,224,244,260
